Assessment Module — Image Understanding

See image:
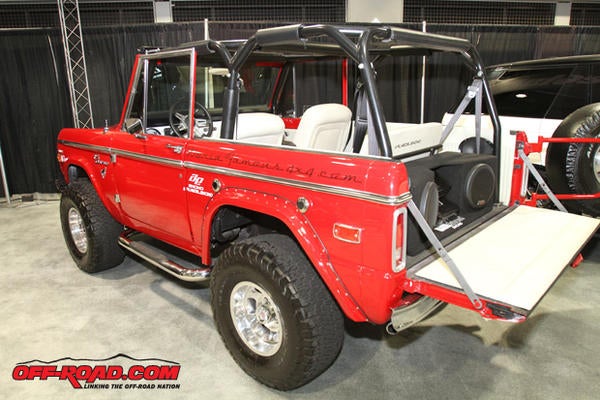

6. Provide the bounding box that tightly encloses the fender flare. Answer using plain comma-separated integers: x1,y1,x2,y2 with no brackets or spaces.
62,156,122,221
202,187,367,322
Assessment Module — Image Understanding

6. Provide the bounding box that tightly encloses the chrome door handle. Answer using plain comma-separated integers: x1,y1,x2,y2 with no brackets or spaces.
166,144,183,154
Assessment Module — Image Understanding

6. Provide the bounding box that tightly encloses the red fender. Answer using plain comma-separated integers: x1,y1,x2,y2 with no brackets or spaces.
202,187,367,322
57,137,123,223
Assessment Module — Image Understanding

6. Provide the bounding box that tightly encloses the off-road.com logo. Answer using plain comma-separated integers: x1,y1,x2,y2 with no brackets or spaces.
12,354,180,390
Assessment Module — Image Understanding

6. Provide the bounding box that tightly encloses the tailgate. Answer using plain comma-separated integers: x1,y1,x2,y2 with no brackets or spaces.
408,205,599,319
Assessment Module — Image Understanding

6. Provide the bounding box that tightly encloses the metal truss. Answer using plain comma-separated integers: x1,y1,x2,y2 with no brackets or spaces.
57,0,94,128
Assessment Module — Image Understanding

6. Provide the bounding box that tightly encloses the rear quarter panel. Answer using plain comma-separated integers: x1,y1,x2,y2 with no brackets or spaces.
185,140,410,323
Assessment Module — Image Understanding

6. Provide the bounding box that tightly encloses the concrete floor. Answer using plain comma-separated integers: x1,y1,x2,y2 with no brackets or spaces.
1,200,599,399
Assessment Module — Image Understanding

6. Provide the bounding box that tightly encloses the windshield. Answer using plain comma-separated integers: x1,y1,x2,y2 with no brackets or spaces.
194,63,280,113
127,55,281,125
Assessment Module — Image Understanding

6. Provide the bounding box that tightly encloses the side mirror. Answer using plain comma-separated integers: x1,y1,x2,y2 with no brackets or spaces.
124,118,143,133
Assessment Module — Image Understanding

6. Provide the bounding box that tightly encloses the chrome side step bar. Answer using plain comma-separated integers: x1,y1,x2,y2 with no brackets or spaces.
118,231,210,282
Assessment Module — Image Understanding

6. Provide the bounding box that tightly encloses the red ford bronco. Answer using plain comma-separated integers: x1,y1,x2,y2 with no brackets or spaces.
57,24,599,390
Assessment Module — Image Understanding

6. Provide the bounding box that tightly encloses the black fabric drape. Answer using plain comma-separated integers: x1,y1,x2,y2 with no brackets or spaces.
0,23,206,195
375,56,423,123
294,60,343,115
2,22,600,195
0,29,71,194
83,23,207,127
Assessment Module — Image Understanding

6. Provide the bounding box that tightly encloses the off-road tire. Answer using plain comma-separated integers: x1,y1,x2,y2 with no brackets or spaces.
546,103,600,216
60,179,125,272
210,233,344,390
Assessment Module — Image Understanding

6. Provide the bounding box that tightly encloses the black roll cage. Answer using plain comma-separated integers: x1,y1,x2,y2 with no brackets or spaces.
173,24,502,158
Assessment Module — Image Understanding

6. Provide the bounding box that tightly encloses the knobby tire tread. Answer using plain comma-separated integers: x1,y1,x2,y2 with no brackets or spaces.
211,233,343,390
61,179,124,272
564,108,600,216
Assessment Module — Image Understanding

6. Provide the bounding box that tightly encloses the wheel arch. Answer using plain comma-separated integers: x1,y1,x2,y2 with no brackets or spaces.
203,188,367,322
61,159,122,220
67,164,89,183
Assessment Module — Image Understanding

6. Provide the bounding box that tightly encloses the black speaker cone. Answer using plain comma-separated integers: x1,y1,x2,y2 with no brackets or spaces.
465,163,495,209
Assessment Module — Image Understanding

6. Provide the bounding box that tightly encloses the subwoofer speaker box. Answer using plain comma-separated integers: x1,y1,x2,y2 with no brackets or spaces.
435,155,497,213
405,166,439,256
404,153,497,257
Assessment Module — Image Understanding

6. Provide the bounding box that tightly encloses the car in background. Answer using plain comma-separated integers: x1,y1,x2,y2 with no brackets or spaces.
443,54,600,216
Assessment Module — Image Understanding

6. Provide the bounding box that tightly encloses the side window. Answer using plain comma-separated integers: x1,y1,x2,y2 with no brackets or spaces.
490,67,574,118
274,66,295,117
239,64,279,110
148,57,190,119
545,64,590,119
195,66,227,110
124,53,193,135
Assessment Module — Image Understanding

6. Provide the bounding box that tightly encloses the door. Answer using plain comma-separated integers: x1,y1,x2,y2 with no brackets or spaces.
407,205,599,319
117,134,190,240
112,50,196,244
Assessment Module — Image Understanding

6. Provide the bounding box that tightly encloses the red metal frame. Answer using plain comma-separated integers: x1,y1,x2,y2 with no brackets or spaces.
266,62,284,111
403,278,527,322
510,131,600,207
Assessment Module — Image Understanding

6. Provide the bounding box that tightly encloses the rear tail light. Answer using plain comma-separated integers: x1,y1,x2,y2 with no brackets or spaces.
392,207,407,272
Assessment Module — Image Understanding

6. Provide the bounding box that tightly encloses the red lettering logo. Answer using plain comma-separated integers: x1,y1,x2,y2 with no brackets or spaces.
12,354,181,390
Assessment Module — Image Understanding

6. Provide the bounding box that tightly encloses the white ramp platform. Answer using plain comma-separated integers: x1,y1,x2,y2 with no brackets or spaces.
414,205,599,313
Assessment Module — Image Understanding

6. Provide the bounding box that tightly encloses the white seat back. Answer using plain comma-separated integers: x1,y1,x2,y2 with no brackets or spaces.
294,103,352,151
360,122,443,159
234,112,285,145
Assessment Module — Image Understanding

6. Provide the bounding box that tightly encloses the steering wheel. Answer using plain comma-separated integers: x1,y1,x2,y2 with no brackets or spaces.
168,98,213,138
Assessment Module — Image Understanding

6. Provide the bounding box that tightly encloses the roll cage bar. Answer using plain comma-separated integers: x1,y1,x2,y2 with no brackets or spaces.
153,24,502,158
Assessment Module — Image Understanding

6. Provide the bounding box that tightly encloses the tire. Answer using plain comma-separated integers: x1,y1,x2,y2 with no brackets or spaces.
59,179,125,272
545,103,600,216
210,233,344,390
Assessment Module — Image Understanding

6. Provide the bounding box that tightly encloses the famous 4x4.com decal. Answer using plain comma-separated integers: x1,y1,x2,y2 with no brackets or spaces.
12,353,181,390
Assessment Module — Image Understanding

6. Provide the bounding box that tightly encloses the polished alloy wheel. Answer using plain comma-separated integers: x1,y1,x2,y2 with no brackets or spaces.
68,207,88,254
593,145,600,185
230,281,283,356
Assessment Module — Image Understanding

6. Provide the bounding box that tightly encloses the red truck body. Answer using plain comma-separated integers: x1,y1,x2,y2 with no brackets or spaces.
56,24,599,390
58,127,413,323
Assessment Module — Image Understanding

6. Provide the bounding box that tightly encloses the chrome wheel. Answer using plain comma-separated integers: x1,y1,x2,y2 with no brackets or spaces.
593,146,600,185
68,207,88,254
230,281,283,357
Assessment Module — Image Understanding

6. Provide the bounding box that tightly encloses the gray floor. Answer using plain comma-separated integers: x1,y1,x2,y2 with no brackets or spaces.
1,200,599,399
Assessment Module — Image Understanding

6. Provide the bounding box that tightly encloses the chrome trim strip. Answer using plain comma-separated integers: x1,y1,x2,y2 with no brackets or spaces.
58,140,183,168
58,140,412,205
114,149,183,168
392,206,408,272
184,160,412,205
59,140,109,154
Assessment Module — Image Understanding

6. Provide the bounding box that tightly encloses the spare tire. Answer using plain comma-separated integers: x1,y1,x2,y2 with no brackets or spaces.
545,103,600,216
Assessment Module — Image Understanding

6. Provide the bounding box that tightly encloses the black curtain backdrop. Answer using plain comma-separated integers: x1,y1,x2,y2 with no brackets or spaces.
295,60,343,114
0,29,71,195
1,22,600,195
0,23,205,195
85,22,207,127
